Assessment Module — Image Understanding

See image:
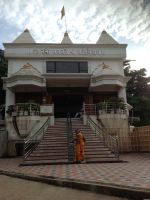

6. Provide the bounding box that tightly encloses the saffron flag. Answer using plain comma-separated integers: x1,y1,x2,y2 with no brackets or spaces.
61,6,65,19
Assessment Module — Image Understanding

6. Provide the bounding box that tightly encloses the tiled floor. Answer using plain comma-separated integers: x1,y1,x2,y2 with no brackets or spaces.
0,153,150,191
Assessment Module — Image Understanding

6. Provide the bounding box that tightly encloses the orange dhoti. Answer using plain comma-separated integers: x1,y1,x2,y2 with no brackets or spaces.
75,132,85,162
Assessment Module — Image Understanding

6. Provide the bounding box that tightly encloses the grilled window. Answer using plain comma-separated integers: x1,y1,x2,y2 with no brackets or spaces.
46,61,88,73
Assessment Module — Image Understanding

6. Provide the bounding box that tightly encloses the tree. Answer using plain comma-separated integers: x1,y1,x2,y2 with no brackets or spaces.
124,61,150,126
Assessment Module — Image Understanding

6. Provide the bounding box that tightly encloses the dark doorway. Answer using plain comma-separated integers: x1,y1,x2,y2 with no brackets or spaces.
52,95,83,118
15,143,24,156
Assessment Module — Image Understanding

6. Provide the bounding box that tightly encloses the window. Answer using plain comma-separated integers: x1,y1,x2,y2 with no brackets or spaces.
46,61,88,73
46,61,55,73
56,62,79,73
79,62,88,73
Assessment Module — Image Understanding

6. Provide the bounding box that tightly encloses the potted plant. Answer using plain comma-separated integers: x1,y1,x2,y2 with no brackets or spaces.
97,101,107,114
108,97,125,113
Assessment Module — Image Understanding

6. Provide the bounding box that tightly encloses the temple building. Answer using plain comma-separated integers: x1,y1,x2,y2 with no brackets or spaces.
3,29,129,116
2,29,131,157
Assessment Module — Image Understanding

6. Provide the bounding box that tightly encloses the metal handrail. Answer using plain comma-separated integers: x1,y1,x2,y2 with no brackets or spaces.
7,103,40,116
87,116,119,159
23,116,50,159
83,103,97,115
66,112,74,162
83,102,128,116
97,102,128,115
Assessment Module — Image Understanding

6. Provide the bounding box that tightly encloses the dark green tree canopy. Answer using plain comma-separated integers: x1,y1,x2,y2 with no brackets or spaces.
124,61,150,126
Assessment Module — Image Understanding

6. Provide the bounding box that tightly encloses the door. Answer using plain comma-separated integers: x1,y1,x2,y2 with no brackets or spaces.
52,95,83,118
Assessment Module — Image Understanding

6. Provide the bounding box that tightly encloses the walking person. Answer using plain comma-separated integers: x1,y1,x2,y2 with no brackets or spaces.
74,129,86,163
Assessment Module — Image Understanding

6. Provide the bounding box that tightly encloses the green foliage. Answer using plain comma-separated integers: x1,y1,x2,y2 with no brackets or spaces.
6,103,40,116
97,101,107,110
97,97,125,111
124,62,150,126
107,97,124,103
126,68,148,98
107,97,125,110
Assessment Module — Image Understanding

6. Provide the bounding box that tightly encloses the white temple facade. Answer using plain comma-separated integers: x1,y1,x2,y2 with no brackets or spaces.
2,29,131,156
3,29,130,116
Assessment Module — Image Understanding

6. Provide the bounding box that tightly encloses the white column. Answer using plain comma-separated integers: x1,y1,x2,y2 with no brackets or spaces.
5,88,15,110
118,87,127,102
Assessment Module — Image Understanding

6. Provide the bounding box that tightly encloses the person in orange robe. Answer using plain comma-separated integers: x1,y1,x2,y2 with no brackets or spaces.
74,129,86,163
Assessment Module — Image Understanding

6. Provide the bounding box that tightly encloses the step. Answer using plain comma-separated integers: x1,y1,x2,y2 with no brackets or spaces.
85,154,116,159
26,155,68,161
84,151,111,155
40,138,67,141
85,157,119,163
85,145,107,148
37,145,68,149
31,153,68,157
39,141,67,145
32,149,68,153
22,159,69,165
22,157,119,166
36,146,68,150
31,152,68,156
85,141,104,144
40,141,67,145
44,135,67,138
46,131,67,133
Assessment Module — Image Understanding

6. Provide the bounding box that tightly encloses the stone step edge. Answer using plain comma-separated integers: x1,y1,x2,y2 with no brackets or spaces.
23,158,119,163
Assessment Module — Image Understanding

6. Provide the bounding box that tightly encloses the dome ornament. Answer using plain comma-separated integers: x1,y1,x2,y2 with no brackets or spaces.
22,63,33,69
91,62,112,75
101,62,111,70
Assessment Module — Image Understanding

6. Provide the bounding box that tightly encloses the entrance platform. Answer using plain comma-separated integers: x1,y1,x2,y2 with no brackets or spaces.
0,153,150,199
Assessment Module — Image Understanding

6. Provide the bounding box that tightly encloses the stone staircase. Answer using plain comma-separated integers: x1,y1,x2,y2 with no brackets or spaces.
72,119,119,163
22,118,119,165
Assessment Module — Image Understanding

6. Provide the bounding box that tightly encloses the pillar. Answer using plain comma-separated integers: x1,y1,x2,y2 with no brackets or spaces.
5,88,15,111
118,87,127,103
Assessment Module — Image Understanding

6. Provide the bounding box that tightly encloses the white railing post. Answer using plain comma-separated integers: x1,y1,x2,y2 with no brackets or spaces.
30,104,31,115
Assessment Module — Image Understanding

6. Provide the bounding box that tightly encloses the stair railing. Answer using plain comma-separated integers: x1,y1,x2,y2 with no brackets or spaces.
87,116,119,159
83,103,97,115
23,116,50,160
97,102,128,115
66,112,74,162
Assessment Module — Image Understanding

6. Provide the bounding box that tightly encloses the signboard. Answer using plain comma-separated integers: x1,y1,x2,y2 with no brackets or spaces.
32,48,103,56
5,46,126,58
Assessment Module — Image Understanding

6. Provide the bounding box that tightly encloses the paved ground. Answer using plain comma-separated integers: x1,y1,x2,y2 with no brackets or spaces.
0,153,150,198
0,175,127,200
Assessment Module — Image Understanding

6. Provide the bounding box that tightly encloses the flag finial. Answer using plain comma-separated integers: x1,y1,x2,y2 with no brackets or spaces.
61,6,65,20
60,6,68,32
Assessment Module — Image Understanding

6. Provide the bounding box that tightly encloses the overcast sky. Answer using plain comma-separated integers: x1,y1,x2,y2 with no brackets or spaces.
0,0,150,76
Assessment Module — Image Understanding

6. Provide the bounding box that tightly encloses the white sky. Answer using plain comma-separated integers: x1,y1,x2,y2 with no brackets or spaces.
0,0,150,76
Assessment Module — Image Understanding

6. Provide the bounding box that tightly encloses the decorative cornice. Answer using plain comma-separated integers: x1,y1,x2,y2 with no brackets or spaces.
3,43,127,48
4,75,45,83
91,74,130,85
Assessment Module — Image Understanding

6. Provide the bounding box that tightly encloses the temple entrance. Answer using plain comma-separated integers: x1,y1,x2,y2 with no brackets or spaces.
52,95,83,118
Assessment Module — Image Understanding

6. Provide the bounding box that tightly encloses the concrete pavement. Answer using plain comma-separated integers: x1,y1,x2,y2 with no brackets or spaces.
0,175,128,200
0,153,150,199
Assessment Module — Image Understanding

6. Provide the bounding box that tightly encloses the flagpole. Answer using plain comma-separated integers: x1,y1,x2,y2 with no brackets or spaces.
64,14,68,33
61,6,68,33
